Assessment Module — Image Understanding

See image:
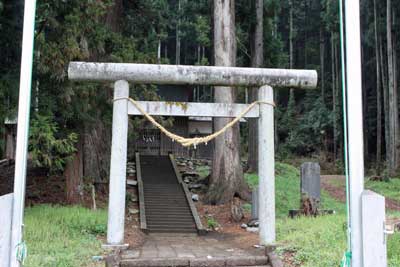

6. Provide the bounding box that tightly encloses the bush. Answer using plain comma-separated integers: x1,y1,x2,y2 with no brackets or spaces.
29,114,78,172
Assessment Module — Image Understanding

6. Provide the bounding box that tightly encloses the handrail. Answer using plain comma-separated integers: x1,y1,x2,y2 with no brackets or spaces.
169,154,206,235
135,152,147,231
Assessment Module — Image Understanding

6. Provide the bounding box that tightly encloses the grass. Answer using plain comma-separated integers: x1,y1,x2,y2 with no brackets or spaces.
24,164,400,266
325,174,400,203
24,205,107,267
245,162,345,217
365,178,400,202
244,163,400,267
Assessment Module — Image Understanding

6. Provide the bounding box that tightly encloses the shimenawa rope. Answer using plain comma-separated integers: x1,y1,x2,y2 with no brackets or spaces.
114,97,275,148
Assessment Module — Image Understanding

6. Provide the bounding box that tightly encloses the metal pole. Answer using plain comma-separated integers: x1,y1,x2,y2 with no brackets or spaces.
344,0,365,266
106,80,129,247
10,1,37,266
258,85,275,245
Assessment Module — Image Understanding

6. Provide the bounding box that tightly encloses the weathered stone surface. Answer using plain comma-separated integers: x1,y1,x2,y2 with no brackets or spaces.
192,194,199,202
121,250,140,259
246,227,259,233
129,208,139,215
121,258,189,267
189,258,226,267
226,256,268,266
251,187,259,220
127,179,138,186
300,162,321,200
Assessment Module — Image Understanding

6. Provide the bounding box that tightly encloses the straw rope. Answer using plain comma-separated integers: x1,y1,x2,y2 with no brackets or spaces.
114,97,275,148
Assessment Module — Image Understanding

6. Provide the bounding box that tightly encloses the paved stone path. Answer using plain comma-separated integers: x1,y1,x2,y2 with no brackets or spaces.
121,233,261,260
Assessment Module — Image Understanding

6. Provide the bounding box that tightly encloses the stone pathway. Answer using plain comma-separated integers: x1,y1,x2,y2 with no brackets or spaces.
121,233,260,260
116,233,271,267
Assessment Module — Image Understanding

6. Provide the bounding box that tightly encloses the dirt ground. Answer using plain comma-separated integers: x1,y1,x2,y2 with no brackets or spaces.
321,175,400,211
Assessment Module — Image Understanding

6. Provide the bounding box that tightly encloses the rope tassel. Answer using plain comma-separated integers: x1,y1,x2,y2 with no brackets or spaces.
115,97,275,148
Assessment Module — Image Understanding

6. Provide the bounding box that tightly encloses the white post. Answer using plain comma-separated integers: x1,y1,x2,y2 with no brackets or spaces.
361,191,387,267
344,0,365,266
106,80,129,247
10,1,37,267
258,85,275,245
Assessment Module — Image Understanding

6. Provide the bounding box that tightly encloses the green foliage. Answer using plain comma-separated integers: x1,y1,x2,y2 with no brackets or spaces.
206,216,219,230
196,165,211,179
25,205,107,266
278,94,333,157
29,114,78,172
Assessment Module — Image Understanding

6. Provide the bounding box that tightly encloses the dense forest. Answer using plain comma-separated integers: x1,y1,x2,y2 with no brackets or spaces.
1,0,399,184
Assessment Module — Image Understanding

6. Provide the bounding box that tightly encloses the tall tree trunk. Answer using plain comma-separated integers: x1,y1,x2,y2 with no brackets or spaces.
361,44,369,159
157,38,161,64
303,0,308,67
248,0,263,173
289,0,294,70
208,0,249,204
331,32,337,160
320,27,325,101
175,0,181,65
287,0,296,136
65,140,84,204
380,36,390,164
105,0,123,32
386,0,399,175
374,0,382,173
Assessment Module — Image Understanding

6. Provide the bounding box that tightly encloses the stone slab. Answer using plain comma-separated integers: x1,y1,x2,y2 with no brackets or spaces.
120,258,189,267
300,162,321,200
0,193,13,267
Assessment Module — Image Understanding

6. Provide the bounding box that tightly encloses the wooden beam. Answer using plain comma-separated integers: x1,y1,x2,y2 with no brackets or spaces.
68,62,318,89
128,101,260,118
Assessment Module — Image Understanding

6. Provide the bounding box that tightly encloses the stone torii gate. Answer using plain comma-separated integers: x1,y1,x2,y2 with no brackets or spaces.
68,62,318,248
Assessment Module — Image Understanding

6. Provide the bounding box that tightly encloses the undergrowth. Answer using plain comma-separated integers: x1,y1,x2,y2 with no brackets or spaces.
24,205,107,267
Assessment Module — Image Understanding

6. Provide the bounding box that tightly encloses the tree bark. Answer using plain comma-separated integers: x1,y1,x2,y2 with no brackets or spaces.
320,27,325,101
380,36,390,165
65,141,84,204
208,0,249,204
331,32,337,160
386,0,399,175
175,0,181,65
105,0,123,32
374,0,382,173
248,0,263,173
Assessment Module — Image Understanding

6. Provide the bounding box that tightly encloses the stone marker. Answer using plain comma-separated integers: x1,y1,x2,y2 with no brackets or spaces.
300,162,320,215
300,162,321,200
251,187,259,220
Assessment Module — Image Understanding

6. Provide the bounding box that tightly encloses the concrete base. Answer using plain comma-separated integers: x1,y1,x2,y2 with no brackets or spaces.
102,243,130,251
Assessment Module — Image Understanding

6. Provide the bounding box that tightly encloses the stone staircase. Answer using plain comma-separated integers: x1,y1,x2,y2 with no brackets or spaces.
140,155,197,233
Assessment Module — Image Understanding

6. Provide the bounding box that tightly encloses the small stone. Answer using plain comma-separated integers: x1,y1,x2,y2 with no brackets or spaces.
246,227,259,233
240,223,248,229
129,208,139,215
188,184,202,190
92,256,103,262
127,179,138,186
247,219,259,227
192,194,199,202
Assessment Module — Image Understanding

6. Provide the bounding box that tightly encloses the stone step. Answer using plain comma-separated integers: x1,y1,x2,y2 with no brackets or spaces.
119,256,270,267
